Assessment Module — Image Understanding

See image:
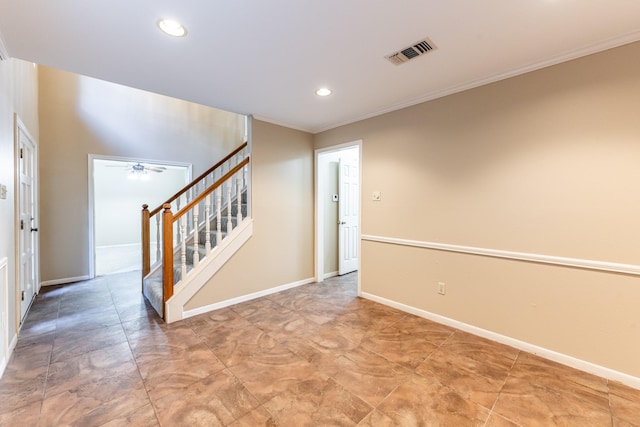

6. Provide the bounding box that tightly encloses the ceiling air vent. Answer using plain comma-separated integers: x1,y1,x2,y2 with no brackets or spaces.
385,38,436,66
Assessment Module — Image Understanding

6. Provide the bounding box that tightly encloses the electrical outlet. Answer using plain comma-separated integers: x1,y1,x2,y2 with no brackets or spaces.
438,282,446,295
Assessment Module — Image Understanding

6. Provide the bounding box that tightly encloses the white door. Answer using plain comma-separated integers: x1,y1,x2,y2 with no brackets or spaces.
338,158,359,275
17,117,38,322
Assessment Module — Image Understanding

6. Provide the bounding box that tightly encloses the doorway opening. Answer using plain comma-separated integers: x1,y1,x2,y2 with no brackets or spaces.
315,141,361,290
89,156,191,277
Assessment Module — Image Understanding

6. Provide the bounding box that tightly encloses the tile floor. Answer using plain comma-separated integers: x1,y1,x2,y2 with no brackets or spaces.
0,271,638,426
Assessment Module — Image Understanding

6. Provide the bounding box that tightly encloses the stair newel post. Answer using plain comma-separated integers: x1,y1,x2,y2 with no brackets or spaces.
204,195,211,255
162,204,174,302
141,204,150,279
192,203,200,266
236,170,243,223
216,188,223,247
226,179,233,233
180,215,187,280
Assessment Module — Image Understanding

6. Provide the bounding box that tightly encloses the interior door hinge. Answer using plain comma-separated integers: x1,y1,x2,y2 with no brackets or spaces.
20,219,24,230
21,291,25,301
20,148,24,158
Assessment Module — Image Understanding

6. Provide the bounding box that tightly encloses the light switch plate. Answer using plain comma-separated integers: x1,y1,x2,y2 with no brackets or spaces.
372,191,381,201
0,184,7,200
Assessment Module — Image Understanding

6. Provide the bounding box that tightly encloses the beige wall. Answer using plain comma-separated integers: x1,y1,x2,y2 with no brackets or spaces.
186,120,314,309
315,42,640,377
0,58,39,345
38,67,245,282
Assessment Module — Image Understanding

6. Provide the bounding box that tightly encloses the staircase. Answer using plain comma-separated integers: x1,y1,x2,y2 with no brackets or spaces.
141,143,251,322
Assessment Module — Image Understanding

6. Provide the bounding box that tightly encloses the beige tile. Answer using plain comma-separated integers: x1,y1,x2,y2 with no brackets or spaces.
51,323,127,362
416,346,512,408
229,346,316,404
99,403,159,427
263,375,372,426
0,365,48,412
204,323,279,367
485,412,523,426
356,409,396,427
493,374,612,426
228,405,278,426
362,325,438,369
39,377,150,427
333,346,411,407
609,381,640,426
0,399,41,426
135,342,226,401
45,342,138,399
376,373,491,426
153,370,260,426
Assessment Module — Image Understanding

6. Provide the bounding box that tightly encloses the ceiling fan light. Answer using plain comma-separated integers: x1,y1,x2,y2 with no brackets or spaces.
158,19,188,37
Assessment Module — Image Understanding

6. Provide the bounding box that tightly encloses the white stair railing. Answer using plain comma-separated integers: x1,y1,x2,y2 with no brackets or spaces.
141,142,249,318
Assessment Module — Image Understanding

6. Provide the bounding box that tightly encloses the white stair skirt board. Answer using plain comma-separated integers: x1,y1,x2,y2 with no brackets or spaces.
361,291,640,391
165,219,254,323
183,277,315,319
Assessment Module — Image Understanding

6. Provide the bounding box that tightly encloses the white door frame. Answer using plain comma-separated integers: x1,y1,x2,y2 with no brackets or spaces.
14,114,39,325
314,141,362,291
87,155,192,279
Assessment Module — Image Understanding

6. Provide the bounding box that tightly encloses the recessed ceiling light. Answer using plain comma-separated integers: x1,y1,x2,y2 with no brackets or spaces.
316,88,332,97
158,19,187,37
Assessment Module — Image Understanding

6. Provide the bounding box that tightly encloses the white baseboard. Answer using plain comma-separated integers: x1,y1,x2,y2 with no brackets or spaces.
1,333,17,379
41,275,90,287
361,291,640,391
183,277,315,319
323,271,339,280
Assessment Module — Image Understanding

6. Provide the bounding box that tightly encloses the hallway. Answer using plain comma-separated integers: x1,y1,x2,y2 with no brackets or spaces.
0,271,638,426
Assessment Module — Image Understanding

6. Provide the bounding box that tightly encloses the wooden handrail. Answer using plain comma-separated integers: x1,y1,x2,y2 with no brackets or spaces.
173,157,249,220
149,141,248,216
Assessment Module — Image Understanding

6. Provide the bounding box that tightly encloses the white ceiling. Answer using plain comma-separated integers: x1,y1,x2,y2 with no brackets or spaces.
1,1,640,133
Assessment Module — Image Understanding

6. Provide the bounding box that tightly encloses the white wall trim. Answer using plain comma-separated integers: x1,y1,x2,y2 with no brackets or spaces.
361,291,640,390
183,276,315,319
362,234,640,276
0,257,8,379
41,275,90,287
165,219,254,323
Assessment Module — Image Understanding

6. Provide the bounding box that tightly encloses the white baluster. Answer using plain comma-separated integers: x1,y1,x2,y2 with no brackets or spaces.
155,214,161,263
216,188,222,247
175,198,182,242
193,204,199,266
236,170,243,223
226,180,233,233
180,215,187,281
204,195,211,255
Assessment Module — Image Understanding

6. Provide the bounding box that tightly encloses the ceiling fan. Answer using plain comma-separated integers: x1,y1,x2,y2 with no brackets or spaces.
106,162,167,180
